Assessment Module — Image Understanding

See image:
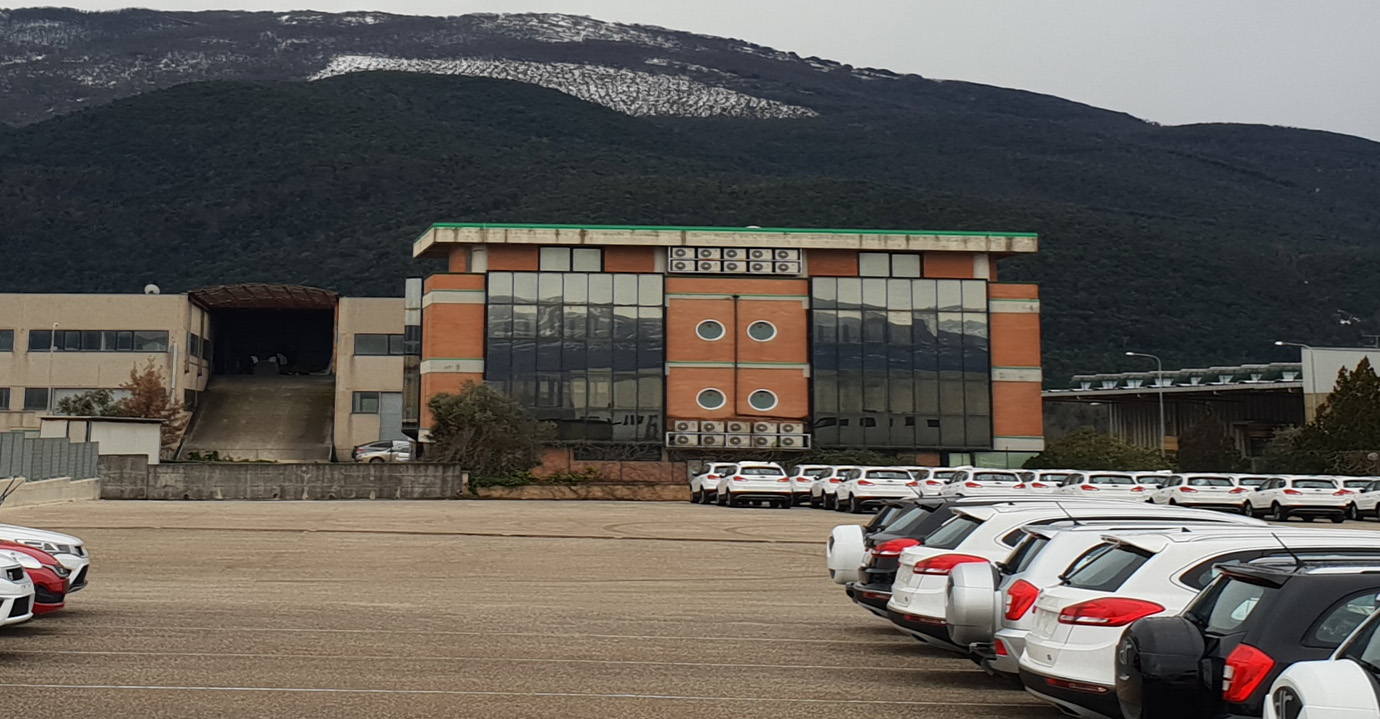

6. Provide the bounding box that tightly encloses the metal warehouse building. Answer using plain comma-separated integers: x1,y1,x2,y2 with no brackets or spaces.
405,223,1045,467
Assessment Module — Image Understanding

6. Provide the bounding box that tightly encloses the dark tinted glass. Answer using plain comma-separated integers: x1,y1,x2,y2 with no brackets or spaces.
0,330,11,352
1064,545,1152,592
1004,535,1051,575
923,516,984,550
1185,577,1270,634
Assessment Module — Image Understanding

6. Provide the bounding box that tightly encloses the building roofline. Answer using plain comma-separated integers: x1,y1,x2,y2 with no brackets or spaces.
413,222,1040,259
38,415,165,424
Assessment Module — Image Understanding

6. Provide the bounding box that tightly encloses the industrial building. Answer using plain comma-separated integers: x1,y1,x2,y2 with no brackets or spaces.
406,223,1045,467
0,287,403,460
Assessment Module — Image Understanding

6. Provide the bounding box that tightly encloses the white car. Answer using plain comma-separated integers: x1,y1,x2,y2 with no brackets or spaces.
351,439,412,463
1134,472,1173,489
947,516,1266,677
1053,472,1149,501
0,554,35,627
939,469,1023,498
1019,528,1380,719
1350,479,1380,520
1245,476,1351,522
1017,471,1079,494
906,468,953,497
0,524,90,590
1265,606,1380,719
716,462,792,508
788,465,832,505
885,502,1265,650
810,465,860,509
689,462,738,504
1150,474,1250,509
835,467,918,513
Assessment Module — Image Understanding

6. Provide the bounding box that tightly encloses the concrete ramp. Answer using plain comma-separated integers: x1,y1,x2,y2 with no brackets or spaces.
179,376,335,462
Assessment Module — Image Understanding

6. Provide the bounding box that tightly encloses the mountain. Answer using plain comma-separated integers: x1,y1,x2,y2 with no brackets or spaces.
1,9,1379,385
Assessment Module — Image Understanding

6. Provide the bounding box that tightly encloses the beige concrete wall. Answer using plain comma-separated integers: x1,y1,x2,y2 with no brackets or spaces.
0,293,207,433
0,477,101,509
334,298,405,457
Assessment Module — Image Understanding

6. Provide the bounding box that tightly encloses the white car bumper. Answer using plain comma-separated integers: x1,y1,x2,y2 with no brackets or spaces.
0,579,36,627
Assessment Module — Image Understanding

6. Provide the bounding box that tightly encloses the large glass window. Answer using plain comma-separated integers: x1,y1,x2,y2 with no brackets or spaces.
811,277,990,449
352,391,381,414
486,272,663,442
26,329,169,352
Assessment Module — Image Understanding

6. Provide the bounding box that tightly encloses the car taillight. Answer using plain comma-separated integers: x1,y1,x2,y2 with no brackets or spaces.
1131,486,1146,492
778,477,790,482
858,480,874,486
964,481,982,488
1013,483,1027,489
1336,489,1355,495
732,476,746,482
829,477,842,483
1223,644,1275,703
875,538,921,557
994,639,1009,656
1004,579,1039,620
914,553,987,576
1057,598,1164,627
906,480,920,487
1180,486,1198,493
1080,485,1099,491
1032,482,1047,488
926,479,943,486
1229,488,1247,494
707,475,720,480
1283,489,1302,495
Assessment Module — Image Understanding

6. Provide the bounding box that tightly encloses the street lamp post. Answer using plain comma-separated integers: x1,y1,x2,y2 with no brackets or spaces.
1126,351,1166,456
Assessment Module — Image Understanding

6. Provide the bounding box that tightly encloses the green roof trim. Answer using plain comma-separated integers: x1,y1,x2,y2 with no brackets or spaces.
422,222,1038,239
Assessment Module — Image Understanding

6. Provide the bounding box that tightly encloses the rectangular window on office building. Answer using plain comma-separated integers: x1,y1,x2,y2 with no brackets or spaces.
0,388,9,410
858,252,923,278
23,388,50,412
0,330,12,352
810,277,990,450
355,334,404,356
538,247,603,272
353,391,381,414
485,271,663,442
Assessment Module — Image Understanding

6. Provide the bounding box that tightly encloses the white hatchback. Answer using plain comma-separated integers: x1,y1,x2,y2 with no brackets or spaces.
1019,528,1380,719
716,462,792,508
1018,471,1079,495
1053,472,1149,501
939,469,1023,498
788,465,832,505
1245,476,1351,522
1350,479,1380,521
1150,474,1249,509
810,465,860,510
689,462,738,504
835,467,918,513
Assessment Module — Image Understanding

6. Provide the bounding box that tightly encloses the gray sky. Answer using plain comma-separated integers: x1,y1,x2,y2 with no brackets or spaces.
21,0,1380,141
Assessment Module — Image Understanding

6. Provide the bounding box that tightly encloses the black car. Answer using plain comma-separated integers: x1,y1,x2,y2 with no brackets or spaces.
1116,558,1380,719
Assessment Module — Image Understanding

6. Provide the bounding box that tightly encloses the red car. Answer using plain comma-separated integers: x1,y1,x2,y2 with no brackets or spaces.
0,541,67,614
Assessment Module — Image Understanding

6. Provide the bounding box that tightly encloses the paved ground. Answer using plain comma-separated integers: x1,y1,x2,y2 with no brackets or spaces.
0,500,1065,718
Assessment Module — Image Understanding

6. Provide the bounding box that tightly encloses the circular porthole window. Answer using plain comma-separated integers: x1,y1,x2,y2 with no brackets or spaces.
748,389,778,411
696,319,726,341
697,388,727,410
746,321,777,342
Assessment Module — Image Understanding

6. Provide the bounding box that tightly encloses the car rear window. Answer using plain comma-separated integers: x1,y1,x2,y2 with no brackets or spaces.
972,472,1018,483
874,505,926,531
933,471,957,482
1089,475,1135,485
1309,591,1380,648
1003,535,1051,575
740,466,785,477
1185,577,1270,634
1041,473,1075,484
1187,477,1234,487
1293,479,1337,489
923,516,984,550
1237,477,1270,487
1344,480,1373,490
1063,544,1153,592
908,469,932,480
866,470,912,480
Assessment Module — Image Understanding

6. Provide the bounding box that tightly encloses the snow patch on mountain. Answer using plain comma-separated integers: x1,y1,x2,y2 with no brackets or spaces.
469,13,682,49
311,54,818,119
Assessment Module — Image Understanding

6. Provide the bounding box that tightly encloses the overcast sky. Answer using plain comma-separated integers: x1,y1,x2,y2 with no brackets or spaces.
18,0,1380,141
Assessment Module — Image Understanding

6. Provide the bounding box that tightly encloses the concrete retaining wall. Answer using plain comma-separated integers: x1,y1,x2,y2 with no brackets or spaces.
99,456,467,500
474,484,688,501
1,477,102,508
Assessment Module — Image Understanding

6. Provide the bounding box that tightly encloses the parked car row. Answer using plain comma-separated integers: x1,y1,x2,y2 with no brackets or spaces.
0,522,90,628
825,495,1380,719
690,463,1380,524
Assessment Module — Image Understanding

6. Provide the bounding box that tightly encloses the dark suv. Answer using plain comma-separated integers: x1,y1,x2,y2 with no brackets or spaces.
1115,558,1380,719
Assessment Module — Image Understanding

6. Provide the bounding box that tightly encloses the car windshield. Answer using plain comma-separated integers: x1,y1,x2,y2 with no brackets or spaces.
1089,475,1136,485
1345,480,1372,489
972,472,1018,483
1063,544,1153,592
1187,477,1234,487
866,470,912,480
804,468,832,479
1136,476,1164,484
1002,534,1051,575
1184,576,1271,634
1292,479,1337,489
1238,477,1270,488
922,516,984,550
933,471,957,482
1040,473,1075,484
739,466,784,477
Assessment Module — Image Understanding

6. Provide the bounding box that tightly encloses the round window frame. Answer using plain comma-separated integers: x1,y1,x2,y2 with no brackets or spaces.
696,388,727,411
746,320,778,342
747,389,779,412
696,319,726,342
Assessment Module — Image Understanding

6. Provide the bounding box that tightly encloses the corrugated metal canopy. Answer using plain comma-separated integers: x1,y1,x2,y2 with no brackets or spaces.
189,284,338,310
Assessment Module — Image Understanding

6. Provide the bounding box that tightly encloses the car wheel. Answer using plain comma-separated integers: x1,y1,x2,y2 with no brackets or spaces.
368,457,384,463
724,493,737,508
1240,502,1253,516
1168,499,1178,506
810,493,821,508
690,489,701,504
717,491,727,507
848,496,862,514
779,499,791,509
1374,505,1380,521
1348,503,1359,520
824,494,836,510
1271,502,1288,522
1332,513,1346,524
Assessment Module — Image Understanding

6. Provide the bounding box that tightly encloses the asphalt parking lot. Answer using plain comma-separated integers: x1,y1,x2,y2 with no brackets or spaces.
0,500,1068,718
